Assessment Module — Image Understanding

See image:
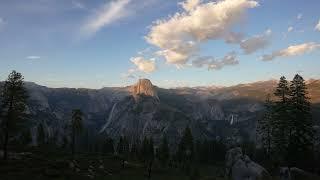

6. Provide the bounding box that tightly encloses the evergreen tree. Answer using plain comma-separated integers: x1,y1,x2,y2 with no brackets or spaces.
117,136,129,168
177,126,194,169
157,136,170,167
37,122,46,146
288,74,314,167
257,94,273,156
103,137,114,155
21,129,32,146
0,71,28,160
272,76,291,164
140,136,149,163
147,138,154,180
130,140,139,160
71,109,83,158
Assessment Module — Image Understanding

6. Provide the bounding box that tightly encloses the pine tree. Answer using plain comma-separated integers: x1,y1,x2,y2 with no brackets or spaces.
272,76,291,164
147,138,154,180
177,126,194,169
157,136,170,167
141,136,149,163
288,74,314,167
130,140,139,160
0,71,28,160
71,109,83,158
117,136,129,168
37,123,46,146
103,137,114,155
257,94,273,156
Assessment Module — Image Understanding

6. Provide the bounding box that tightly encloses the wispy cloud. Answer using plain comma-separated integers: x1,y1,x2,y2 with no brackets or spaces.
297,13,303,20
240,29,272,54
81,0,131,36
261,42,320,61
26,56,41,60
315,19,320,32
0,17,6,29
191,52,239,70
130,57,156,73
72,0,86,10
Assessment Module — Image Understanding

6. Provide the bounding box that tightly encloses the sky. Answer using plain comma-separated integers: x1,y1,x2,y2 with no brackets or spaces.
0,0,320,89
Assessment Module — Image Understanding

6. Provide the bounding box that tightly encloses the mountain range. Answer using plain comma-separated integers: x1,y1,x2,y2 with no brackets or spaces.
17,79,320,146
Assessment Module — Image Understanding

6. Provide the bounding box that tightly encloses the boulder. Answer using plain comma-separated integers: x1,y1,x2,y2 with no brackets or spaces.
280,167,320,180
226,147,270,180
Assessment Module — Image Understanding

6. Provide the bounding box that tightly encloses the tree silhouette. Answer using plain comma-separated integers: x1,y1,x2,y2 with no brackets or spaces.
177,126,194,170
257,94,273,157
71,109,83,158
287,74,314,167
37,122,46,146
272,76,291,164
0,71,28,160
157,136,170,167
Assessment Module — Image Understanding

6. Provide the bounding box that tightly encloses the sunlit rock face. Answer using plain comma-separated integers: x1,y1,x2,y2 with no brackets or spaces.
131,79,159,100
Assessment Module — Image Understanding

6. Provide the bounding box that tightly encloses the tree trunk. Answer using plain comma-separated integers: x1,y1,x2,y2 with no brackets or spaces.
148,160,153,180
3,98,13,160
72,127,75,159
3,128,8,160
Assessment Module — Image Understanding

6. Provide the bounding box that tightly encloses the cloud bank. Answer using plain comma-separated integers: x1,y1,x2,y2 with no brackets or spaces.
261,42,320,61
146,0,259,65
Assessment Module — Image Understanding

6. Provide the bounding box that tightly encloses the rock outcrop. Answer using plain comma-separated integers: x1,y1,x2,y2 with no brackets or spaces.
226,147,270,180
131,79,159,100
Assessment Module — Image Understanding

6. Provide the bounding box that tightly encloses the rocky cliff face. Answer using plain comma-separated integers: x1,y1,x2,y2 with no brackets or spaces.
11,79,320,146
131,79,159,100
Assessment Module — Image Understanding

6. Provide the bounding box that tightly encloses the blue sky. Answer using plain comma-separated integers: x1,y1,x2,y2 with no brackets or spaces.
0,0,319,88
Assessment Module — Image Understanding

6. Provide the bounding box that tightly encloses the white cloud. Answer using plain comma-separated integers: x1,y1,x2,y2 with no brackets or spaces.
315,19,320,32
261,42,320,61
121,68,137,79
240,29,271,54
0,17,6,29
225,32,245,44
26,56,41,60
180,0,201,12
297,13,303,20
81,0,131,36
192,52,238,70
130,57,156,73
72,1,86,10
146,0,259,65
288,26,293,32
208,52,239,70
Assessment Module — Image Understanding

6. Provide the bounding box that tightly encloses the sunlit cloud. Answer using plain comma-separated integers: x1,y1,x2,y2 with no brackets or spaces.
81,0,131,36
240,29,271,54
261,42,320,61
146,0,259,65
130,57,156,73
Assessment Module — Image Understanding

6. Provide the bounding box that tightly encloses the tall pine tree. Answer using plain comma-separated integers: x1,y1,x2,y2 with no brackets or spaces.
71,109,83,158
272,76,291,164
0,71,28,160
157,136,170,167
288,74,314,167
257,94,273,156
177,126,194,169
